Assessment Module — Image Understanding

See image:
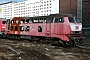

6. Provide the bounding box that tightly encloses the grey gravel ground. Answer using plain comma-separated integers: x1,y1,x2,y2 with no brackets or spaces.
0,39,89,60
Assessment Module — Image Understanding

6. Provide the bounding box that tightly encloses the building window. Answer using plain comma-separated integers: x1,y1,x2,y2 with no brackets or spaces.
47,1,48,3
50,10,51,12
44,1,46,3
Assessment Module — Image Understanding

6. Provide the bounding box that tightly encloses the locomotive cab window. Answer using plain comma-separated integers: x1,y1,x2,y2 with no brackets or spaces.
15,26,18,31
11,20,14,24
25,26,30,31
29,20,33,23
68,17,75,23
2,21,6,24
10,26,13,31
25,19,29,23
55,18,64,23
68,17,80,23
20,20,25,24
75,18,81,23
38,26,42,32
20,26,24,31
16,20,18,24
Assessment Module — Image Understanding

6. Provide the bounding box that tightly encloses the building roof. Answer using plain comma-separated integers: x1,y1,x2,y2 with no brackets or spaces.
0,1,17,5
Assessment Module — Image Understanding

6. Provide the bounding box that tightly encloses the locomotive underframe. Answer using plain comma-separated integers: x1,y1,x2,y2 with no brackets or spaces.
6,33,84,47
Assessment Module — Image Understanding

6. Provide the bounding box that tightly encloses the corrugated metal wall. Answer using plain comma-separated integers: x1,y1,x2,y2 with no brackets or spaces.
82,0,90,25
59,0,78,16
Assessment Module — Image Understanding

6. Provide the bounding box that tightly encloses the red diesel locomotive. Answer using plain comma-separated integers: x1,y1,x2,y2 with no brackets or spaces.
0,18,7,37
5,14,84,46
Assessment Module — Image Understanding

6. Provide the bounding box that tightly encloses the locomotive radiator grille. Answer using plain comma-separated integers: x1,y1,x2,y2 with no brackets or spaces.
70,31,82,34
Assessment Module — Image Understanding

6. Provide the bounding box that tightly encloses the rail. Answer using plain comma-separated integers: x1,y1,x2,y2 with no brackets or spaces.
76,43,90,50
82,28,90,30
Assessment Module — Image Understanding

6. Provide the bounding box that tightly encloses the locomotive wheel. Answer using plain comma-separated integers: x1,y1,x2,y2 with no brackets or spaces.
58,40,64,47
8,35,12,40
6,34,9,39
79,39,84,44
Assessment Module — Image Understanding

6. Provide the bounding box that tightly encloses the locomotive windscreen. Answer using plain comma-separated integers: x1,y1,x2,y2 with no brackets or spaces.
68,17,80,23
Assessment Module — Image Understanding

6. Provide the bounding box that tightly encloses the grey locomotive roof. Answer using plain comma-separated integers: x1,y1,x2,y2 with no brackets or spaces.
11,13,75,23
24,13,75,19
23,13,75,23
49,13,75,17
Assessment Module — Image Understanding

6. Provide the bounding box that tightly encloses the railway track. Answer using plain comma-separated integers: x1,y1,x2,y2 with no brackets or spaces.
76,43,90,50
0,38,90,50
0,38,90,60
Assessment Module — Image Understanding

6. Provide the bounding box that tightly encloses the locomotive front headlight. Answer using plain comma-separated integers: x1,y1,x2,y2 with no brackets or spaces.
79,31,82,34
70,31,74,34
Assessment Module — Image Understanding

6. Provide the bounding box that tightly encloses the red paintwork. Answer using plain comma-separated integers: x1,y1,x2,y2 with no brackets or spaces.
0,20,7,31
51,17,71,41
20,23,47,36
0,19,8,36
4,24,9,35
18,17,71,41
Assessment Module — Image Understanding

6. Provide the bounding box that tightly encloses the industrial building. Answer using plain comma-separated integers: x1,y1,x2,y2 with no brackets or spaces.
0,0,59,19
0,0,77,19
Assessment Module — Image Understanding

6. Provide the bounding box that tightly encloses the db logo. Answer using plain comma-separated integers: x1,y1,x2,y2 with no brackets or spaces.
75,26,79,30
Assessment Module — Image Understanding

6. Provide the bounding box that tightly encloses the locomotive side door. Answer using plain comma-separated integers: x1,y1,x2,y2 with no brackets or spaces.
51,17,64,37
45,19,51,37
55,17,64,34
